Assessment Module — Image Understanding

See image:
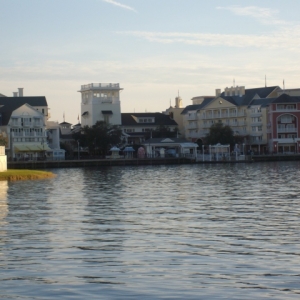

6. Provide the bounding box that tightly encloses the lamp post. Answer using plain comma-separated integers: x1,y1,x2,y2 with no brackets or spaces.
209,145,211,161
202,144,204,162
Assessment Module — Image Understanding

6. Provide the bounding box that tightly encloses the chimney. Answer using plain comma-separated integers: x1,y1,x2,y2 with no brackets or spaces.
215,89,221,97
13,92,18,97
18,88,24,97
235,86,239,96
225,87,229,96
239,86,245,97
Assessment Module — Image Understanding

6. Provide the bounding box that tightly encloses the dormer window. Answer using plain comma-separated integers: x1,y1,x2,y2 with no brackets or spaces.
138,117,155,123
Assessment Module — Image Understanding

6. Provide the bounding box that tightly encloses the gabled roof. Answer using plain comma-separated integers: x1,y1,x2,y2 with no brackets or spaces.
219,86,280,107
271,93,300,104
181,98,214,114
121,113,178,126
144,137,191,144
0,96,47,126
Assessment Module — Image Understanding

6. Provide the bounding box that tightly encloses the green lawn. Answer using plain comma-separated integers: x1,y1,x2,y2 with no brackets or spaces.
0,169,56,181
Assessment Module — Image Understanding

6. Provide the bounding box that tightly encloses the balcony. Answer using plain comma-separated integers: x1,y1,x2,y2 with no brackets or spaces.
238,121,247,126
187,123,198,129
250,132,263,137
277,127,297,133
186,114,197,121
250,121,262,126
80,83,121,91
275,107,297,112
250,112,262,117
274,138,298,144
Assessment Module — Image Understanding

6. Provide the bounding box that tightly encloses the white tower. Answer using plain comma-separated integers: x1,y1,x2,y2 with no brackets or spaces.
79,83,123,127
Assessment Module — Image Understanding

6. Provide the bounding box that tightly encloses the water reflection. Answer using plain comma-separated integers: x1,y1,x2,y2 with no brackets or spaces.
0,181,8,227
1,163,300,299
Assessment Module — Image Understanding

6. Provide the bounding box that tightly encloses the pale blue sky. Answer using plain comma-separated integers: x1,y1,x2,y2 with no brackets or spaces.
1,0,300,124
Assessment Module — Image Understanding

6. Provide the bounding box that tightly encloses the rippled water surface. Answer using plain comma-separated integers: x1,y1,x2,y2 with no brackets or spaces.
1,162,300,299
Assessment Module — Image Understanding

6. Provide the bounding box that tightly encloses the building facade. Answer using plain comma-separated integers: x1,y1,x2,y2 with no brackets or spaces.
79,83,123,127
182,85,281,153
268,94,300,154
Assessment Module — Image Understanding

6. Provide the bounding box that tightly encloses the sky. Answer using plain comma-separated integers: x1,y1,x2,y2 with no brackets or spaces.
1,0,300,125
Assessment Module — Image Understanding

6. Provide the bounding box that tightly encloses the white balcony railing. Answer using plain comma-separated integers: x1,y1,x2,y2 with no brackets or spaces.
186,114,197,121
81,83,120,90
277,127,297,133
187,123,198,129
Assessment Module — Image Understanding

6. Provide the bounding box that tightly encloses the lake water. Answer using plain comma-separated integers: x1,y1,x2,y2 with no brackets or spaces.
1,162,300,299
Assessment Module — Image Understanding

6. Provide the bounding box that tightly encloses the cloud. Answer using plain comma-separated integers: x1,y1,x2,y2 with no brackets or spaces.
102,0,137,13
118,27,300,52
216,5,286,25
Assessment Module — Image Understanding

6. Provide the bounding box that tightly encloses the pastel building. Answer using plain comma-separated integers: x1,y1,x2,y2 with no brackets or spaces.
182,85,281,153
79,83,123,127
268,93,300,154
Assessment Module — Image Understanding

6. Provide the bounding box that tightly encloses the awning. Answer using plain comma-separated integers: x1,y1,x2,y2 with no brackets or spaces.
14,144,29,152
40,144,52,151
102,110,113,114
29,144,43,151
14,143,52,152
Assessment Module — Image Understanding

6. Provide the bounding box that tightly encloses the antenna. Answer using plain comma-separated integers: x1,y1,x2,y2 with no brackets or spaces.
265,75,267,87
233,78,235,87
170,99,171,107
283,79,285,91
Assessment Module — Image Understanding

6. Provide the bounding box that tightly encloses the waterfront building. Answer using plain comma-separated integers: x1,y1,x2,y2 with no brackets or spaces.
142,137,198,158
182,85,281,154
79,83,123,127
268,93,300,154
0,89,53,160
162,95,185,137
121,113,178,144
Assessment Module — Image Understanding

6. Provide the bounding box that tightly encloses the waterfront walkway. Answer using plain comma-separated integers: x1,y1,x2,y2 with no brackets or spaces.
7,153,300,169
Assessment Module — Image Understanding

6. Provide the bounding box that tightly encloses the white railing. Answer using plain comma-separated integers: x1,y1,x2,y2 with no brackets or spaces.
250,112,262,117
250,132,263,137
275,138,297,143
81,83,120,90
277,127,297,133
12,132,45,137
187,123,198,129
250,121,262,126
186,115,197,121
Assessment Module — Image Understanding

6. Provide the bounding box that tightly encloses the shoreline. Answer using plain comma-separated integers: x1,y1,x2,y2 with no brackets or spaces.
7,154,300,169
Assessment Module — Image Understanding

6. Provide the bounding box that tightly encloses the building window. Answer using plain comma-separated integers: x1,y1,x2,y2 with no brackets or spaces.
103,115,109,124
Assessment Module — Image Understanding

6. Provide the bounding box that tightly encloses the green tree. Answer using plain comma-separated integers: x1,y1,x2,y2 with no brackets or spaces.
82,121,122,156
205,122,235,145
